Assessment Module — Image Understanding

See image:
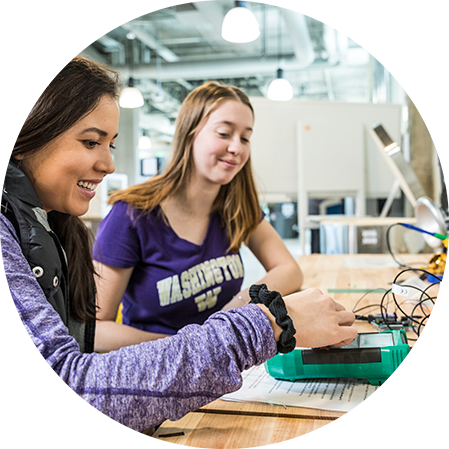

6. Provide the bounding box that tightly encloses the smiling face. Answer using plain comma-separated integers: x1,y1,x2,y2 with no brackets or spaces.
18,95,119,216
191,99,254,189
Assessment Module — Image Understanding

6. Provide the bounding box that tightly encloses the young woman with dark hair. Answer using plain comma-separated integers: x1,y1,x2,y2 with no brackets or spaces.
1,56,357,432
6,56,120,351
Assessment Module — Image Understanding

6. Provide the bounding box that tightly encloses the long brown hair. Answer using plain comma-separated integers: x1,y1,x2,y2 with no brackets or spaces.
109,81,261,252
12,56,120,322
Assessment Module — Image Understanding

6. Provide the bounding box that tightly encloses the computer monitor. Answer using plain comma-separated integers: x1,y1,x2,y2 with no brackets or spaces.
370,124,425,207
371,124,447,246
141,157,164,177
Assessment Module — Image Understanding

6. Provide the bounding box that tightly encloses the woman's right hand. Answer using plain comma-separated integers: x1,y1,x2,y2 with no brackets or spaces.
256,288,357,349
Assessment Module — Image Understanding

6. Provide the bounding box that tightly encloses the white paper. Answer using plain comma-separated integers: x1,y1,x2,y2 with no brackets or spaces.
222,364,379,413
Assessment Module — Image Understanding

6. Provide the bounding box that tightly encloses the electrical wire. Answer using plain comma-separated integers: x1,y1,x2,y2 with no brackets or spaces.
352,267,440,342
344,260,449,337
386,223,436,268
386,223,409,268
351,288,389,316
380,267,440,340
394,299,430,315
353,304,384,317
353,288,393,329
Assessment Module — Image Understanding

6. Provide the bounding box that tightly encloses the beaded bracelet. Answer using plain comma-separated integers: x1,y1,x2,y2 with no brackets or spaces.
249,284,296,353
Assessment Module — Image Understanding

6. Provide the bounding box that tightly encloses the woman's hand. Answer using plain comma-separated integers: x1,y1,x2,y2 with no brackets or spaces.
256,288,357,349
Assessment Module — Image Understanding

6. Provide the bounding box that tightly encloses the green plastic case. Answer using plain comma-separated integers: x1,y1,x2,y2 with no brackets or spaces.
265,330,439,449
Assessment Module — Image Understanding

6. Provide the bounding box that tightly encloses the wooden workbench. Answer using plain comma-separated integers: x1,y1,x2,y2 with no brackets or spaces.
152,253,436,447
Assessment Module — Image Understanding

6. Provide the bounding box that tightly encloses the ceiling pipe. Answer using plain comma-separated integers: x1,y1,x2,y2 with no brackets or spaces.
124,55,338,82
121,22,180,63
126,25,178,63
280,10,315,67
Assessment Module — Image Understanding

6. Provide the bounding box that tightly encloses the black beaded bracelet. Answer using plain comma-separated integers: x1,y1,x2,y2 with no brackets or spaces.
249,284,296,353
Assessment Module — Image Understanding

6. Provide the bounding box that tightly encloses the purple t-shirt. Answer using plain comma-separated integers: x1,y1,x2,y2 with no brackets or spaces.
93,201,245,334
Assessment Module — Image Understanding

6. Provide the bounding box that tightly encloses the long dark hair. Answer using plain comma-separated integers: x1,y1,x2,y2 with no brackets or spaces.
12,56,120,323
109,81,261,253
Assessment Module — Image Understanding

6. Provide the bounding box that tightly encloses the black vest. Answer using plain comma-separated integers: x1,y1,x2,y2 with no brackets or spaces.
2,162,95,353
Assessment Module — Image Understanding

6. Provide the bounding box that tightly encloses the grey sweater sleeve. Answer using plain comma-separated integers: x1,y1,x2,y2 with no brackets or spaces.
1,215,277,431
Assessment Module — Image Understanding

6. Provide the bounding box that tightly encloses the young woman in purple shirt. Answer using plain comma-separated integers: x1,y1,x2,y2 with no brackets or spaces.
92,81,306,351
1,56,357,432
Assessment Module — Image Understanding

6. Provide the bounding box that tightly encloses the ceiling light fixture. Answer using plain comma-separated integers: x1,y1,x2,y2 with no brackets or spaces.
267,9,293,101
119,38,144,109
138,131,152,150
222,1,260,43
267,68,293,101
119,77,144,108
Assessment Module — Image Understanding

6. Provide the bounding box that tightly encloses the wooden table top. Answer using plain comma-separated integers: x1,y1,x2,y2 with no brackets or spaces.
297,253,430,295
296,253,436,342
152,254,447,449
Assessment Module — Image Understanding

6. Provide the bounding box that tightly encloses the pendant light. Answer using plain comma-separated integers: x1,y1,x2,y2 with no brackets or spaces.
120,77,144,108
267,68,293,101
119,37,144,109
138,130,152,150
267,9,293,101
222,1,260,43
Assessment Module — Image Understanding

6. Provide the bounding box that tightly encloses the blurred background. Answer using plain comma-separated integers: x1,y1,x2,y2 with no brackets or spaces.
79,1,446,287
